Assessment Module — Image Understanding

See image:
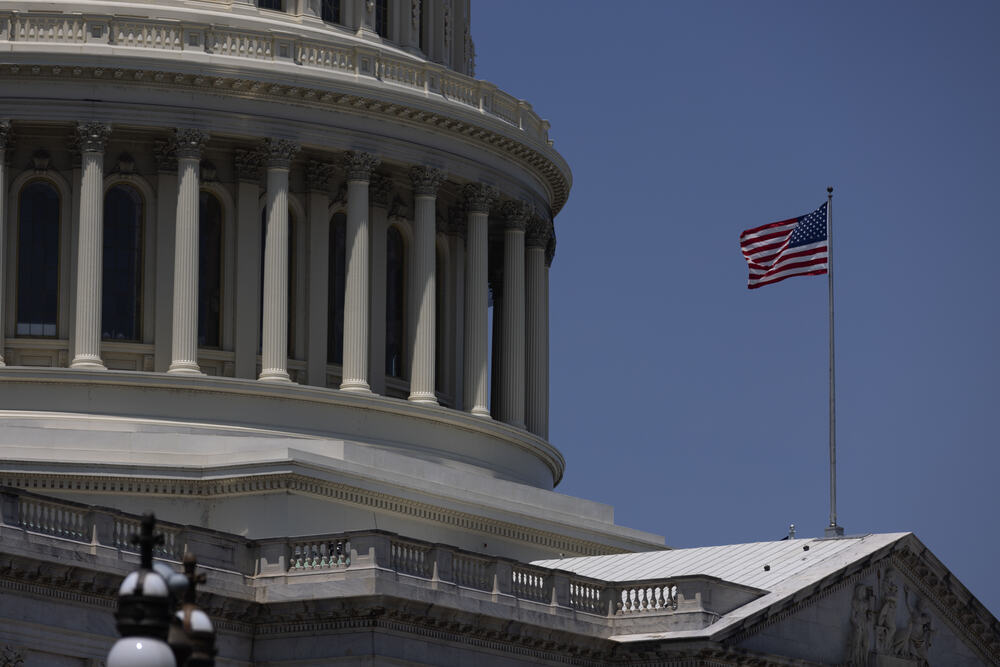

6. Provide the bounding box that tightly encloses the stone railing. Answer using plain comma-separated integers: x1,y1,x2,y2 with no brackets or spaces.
0,10,552,145
0,487,742,620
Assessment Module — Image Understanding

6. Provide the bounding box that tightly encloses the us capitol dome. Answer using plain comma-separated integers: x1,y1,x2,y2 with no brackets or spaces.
1,2,997,665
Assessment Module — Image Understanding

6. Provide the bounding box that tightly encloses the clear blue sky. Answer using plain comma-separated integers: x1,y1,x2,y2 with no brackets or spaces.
474,1,1000,616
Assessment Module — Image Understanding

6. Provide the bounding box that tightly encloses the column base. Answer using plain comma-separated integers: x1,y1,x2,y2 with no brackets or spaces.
259,369,292,383
340,379,372,394
70,355,106,370
167,360,204,375
407,391,439,406
469,407,492,419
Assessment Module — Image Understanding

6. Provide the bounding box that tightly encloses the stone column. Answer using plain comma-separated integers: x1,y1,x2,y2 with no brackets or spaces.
525,216,550,438
368,179,389,396
168,128,209,375
0,121,9,366
70,122,112,370
152,140,177,372
543,231,555,439
233,148,264,379
489,266,502,418
408,166,446,404
306,161,335,388
340,151,380,392
498,200,530,427
462,183,497,417
259,139,300,383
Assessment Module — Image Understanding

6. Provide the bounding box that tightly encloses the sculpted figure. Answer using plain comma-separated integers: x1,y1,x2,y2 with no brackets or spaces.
893,587,933,663
847,584,874,666
874,577,898,653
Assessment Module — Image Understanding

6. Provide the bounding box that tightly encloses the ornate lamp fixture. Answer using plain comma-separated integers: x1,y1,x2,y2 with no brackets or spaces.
107,514,217,667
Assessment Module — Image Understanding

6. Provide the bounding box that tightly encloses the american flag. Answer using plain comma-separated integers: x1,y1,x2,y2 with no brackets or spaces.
740,203,828,289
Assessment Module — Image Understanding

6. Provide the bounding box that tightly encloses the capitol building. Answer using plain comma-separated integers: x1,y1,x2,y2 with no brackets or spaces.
0,1,998,665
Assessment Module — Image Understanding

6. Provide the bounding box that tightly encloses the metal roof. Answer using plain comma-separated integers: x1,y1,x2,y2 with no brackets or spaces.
533,533,910,591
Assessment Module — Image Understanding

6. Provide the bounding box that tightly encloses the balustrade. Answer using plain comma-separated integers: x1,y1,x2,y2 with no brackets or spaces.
0,488,690,619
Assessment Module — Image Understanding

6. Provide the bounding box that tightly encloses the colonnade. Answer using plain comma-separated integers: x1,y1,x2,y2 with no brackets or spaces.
0,122,552,438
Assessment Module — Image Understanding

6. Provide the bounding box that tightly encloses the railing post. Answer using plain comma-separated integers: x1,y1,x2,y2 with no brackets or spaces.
350,533,392,569
429,546,453,583
90,509,114,547
258,539,290,575
0,489,19,526
601,584,620,617
549,572,570,607
490,560,513,596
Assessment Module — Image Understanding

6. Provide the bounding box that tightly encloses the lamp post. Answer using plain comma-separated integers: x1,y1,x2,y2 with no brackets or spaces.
107,514,216,667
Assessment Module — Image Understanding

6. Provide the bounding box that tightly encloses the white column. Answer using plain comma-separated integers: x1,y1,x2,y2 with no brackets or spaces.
462,183,497,417
0,121,9,367
369,173,391,395
498,200,529,427
409,166,446,404
340,151,380,392
525,217,550,438
168,128,209,375
543,231,554,439
447,212,466,409
233,148,264,379
152,140,177,372
259,139,300,383
70,122,111,370
306,160,334,387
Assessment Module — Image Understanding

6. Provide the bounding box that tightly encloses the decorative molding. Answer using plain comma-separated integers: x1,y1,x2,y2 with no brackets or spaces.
409,165,446,197
75,121,111,154
153,138,177,172
0,64,570,213
0,471,625,558
114,152,135,176
463,183,498,214
545,226,557,267
234,147,264,182
174,128,209,159
526,215,550,249
305,160,336,192
446,206,467,238
500,200,531,231
369,172,392,207
343,150,379,181
30,149,50,172
199,159,217,182
263,137,300,169
0,120,11,152
0,645,24,667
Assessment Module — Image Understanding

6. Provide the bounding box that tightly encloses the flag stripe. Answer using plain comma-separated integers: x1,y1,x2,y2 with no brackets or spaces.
740,203,828,289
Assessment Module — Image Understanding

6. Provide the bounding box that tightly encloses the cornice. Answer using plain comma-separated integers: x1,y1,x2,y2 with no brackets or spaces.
0,59,571,213
0,471,628,558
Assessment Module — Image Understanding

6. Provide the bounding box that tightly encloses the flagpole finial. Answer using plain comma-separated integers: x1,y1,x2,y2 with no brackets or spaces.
827,186,833,195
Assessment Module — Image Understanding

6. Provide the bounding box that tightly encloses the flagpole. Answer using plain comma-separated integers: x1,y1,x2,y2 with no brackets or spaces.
825,186,844,537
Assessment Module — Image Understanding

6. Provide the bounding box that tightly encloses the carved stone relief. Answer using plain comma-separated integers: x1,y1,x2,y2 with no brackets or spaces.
849,569,934,667
0,646,24,667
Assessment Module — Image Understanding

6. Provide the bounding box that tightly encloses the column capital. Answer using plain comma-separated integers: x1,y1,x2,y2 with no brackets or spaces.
174,128,210,159
76,121,111,154
263,138,301,169
410,166,447,197
545,227,557,267
153,138,177,172
306,160,337,192
500,200,532,231
526,215,550,249
234,147,265,182
463,183,499,213
369,173,393,208
0,120,11,151
344,150,380,181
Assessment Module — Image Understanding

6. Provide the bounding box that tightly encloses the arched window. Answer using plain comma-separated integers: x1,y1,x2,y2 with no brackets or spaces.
198,191,224,348
327,213,347,364
322,0,341,24
16,181,60,337
259,208,297,355
385,225,405,377
102,184,143,341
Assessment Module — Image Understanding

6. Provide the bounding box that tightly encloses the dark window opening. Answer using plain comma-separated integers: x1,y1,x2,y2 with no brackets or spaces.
259,207,297,356
375,0,389,37
322,0,341,24
385,225,405,377
258,0,284,11
327,213,347,365
198,191,223,348
16,181,60,337
102,184,143,341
